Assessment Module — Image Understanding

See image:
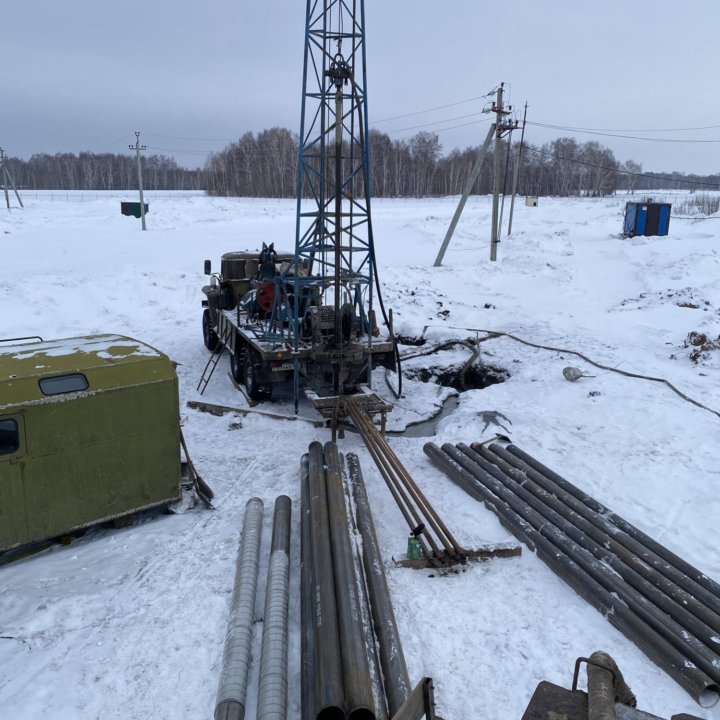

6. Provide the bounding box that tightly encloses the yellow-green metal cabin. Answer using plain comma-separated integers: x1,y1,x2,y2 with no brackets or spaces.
0,334,182,553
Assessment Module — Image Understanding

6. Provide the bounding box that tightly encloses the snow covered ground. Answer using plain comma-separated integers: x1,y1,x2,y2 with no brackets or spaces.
1,191,719,719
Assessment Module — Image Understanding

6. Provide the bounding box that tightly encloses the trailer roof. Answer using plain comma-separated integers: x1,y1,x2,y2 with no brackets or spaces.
0,334,176,409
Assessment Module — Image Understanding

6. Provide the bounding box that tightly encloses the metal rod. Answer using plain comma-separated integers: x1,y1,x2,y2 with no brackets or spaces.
308,441,345,720
478,442,720,637
347,452,411,717
346,403,436,559
446,443,720,686
349,401,463,559
257,496,292,720
422,442,719,707
215,497,265,720
325,442,376,720
496,443,720,617
460,443,720,658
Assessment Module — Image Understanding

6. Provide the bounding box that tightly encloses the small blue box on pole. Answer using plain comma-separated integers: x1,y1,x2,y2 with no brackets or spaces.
623,201,671,237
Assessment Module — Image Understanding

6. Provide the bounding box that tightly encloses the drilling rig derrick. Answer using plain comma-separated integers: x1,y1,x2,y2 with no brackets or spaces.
199,0,396,416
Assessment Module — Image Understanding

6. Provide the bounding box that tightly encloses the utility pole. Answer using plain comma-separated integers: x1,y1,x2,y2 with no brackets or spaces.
507,101,528,237
434,123,495,267
490,83,517,261
0,147,24,210
129,132,147,230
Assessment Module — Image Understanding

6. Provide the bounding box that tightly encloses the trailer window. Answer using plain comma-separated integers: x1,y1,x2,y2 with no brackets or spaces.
38,373,89,396
0,419,19,456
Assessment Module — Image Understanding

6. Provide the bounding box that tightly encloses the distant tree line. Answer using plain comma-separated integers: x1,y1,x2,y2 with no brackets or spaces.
7,130,719,197
7,152,203,191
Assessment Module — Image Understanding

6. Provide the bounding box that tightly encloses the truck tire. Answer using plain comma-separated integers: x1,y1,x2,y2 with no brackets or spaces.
230,349,244,383
244,350,272,401
202,310,221,353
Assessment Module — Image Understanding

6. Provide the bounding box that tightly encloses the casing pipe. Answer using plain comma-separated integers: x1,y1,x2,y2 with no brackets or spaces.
215,497,265,720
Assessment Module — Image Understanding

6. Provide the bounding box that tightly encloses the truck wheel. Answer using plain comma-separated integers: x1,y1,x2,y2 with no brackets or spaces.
230,350,244,383
244,350,272,401
202,310,221,353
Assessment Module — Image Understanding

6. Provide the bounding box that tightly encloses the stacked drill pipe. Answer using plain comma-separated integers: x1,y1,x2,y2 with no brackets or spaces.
257,496,291,720
423,441,720,707
215,497,264,720
347,452,412,718
346,399,465,566
302,441,377,720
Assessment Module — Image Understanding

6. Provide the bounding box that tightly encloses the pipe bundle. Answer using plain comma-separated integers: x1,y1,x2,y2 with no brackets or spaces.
301,441,413,720
424,440,720,708
346,399,464,566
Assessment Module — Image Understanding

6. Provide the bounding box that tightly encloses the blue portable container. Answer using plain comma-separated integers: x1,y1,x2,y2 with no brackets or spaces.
623,201,671,237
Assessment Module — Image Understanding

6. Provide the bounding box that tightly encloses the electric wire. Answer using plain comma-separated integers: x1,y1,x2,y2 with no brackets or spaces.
431,326,720,421
527,121,720,144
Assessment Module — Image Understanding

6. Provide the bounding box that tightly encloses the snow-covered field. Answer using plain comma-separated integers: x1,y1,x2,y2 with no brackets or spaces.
1,191,719,719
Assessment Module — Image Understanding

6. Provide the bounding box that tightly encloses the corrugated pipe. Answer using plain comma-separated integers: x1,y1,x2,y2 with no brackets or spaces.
423,442,720,707
325,442,377,720
215,497,265,720
347,452,411,718
257,495,292,720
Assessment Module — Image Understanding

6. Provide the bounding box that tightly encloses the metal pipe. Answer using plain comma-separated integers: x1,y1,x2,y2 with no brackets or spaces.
346,403,435,559
347,452,411,717
308,441,345,720
422,443,720,707
351,402,462,555
257,496,292,720
493,443,720,618
215,497,265,720
300,457,316,720
466,443,720,648
478,443,720,636
325,442,376,720
445,443,720,687
504,443,720,603
348,401,462,560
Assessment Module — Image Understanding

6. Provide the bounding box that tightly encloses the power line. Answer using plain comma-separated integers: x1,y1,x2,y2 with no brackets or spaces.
143,132,238,143
530,121,720,133
372,95,487,124
527,121,720,144
374,113,491,137
524,146,720,188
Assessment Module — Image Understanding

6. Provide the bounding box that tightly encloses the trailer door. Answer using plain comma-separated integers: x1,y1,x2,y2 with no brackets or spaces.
0,414,28,550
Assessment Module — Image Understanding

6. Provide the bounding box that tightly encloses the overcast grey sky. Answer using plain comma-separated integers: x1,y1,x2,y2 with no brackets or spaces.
3,1,719,175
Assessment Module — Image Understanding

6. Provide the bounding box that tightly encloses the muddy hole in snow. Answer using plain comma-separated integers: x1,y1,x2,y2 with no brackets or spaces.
405,361,510,392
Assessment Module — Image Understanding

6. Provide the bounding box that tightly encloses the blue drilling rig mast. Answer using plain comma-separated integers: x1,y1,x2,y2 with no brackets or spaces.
200,0,396,422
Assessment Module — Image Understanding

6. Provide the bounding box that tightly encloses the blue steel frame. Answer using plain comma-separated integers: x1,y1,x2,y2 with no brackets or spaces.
284,0,375,338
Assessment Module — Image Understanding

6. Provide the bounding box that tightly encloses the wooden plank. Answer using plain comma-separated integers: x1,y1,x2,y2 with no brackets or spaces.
394,542,521,569
186,400,325,427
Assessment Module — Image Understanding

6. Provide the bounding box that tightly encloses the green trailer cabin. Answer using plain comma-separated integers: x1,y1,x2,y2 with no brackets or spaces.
0,334,182,553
